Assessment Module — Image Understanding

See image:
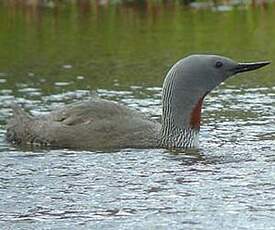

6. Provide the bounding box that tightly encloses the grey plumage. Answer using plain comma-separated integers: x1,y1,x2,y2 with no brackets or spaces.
6,99,161,149
6,55,270,150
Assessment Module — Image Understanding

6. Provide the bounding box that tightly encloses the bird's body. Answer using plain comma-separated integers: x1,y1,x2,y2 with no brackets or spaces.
6,55,270,150
6,98,161,149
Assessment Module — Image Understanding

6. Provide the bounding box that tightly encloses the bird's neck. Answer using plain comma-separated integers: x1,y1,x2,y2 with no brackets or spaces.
160,65,204,149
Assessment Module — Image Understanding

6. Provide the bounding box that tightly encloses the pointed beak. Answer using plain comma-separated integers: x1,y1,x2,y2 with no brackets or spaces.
233,61,271,74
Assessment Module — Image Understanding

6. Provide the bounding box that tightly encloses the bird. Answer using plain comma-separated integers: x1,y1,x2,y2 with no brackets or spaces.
6,55,270,150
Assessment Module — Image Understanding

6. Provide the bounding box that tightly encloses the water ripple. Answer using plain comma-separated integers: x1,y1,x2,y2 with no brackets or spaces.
0,85,274,229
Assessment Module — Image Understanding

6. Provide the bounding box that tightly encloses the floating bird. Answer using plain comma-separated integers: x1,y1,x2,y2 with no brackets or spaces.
6,55,270,150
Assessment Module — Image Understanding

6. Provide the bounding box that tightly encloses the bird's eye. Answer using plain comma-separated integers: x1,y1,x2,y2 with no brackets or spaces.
215,61,223,68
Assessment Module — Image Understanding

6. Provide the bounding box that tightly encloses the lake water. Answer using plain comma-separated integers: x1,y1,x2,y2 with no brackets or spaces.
0,1,275,229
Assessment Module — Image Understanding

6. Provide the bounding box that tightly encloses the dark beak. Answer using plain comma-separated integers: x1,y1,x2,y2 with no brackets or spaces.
233,61,271,74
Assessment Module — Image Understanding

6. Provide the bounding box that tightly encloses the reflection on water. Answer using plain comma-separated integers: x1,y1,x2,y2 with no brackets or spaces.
0,2,275,230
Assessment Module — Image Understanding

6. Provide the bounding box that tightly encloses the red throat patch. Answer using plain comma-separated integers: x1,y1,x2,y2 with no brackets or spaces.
190,96,205,130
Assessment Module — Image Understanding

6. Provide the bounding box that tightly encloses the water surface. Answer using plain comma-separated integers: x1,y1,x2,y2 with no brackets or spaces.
0,2,275,229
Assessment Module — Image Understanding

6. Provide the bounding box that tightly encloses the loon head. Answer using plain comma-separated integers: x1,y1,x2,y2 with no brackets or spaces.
161,54,270,149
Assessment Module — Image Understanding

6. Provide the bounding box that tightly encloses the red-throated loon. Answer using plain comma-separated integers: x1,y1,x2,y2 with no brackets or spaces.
6,55,270,150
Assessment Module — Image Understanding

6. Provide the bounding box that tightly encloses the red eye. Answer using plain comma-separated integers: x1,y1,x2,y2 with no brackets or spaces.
215,61,223,68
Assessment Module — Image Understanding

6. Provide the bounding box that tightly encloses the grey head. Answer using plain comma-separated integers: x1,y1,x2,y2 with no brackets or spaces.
175,54,270,93
161,54,270,149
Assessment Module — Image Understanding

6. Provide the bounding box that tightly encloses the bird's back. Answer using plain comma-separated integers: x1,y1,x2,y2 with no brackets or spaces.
6,98,161,150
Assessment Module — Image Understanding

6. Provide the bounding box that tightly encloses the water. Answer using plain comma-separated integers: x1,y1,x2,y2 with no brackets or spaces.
0,2,275,229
